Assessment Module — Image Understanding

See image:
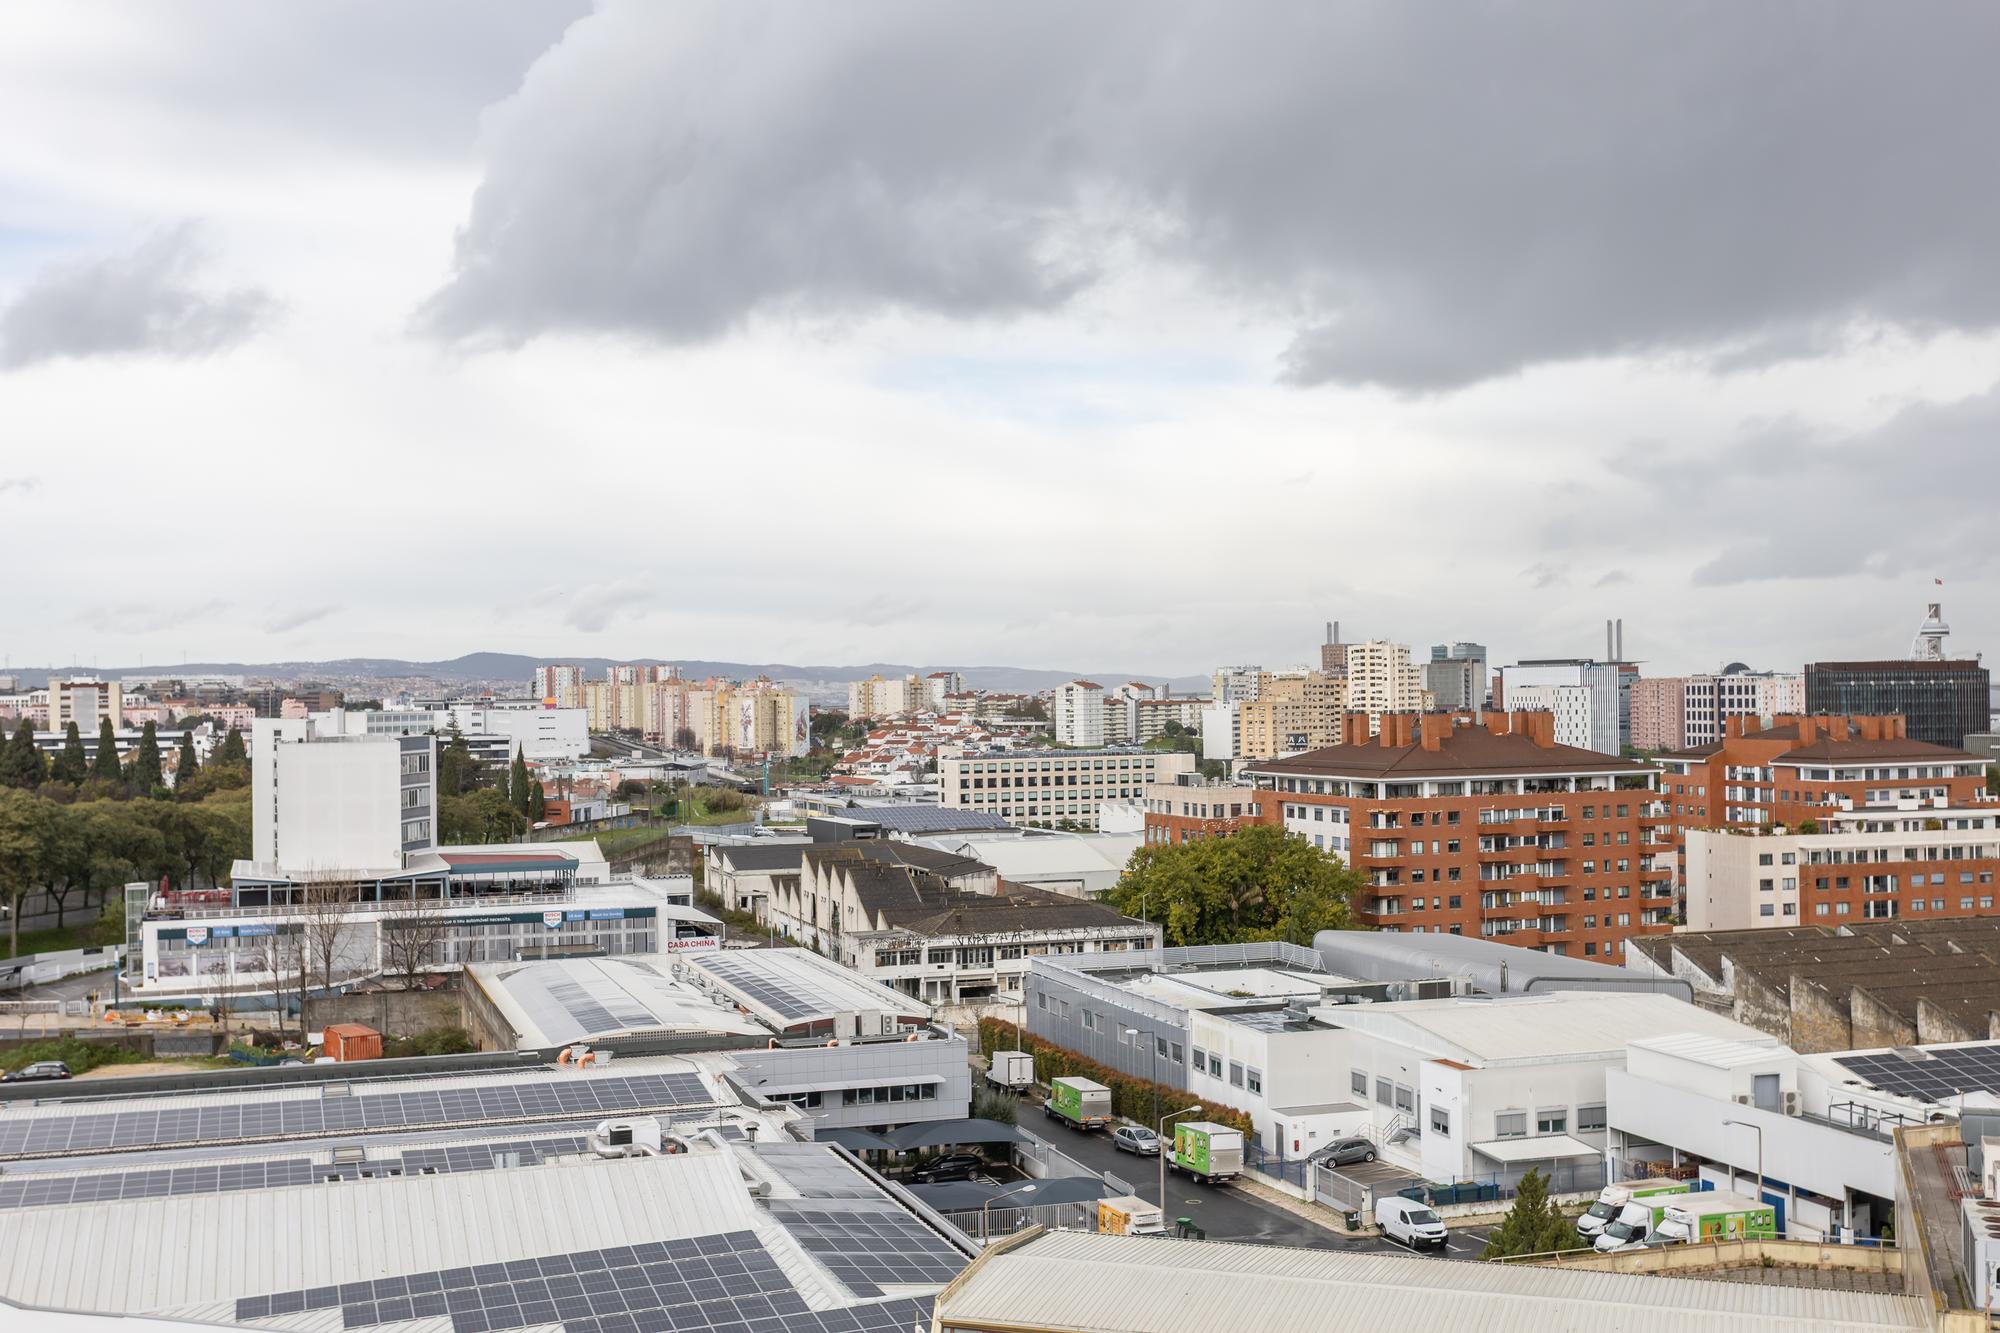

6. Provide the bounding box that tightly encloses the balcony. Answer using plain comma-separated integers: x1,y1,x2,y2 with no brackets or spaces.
1537,807,1571,826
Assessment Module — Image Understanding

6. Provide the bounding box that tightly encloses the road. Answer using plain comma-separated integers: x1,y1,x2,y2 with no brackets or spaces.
1006,1090,1494,1258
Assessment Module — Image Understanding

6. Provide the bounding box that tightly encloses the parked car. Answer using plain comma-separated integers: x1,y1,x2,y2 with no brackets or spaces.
3,1060,72,1082
1375,1196,1449,1250
1309,1136,1376,1167
909,1153,985,1184
1111,1126,1159,1156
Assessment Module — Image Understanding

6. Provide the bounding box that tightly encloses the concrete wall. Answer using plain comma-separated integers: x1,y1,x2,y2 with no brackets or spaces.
1024,965,1190,1089
313,988,465,1040
728,1034,970,1131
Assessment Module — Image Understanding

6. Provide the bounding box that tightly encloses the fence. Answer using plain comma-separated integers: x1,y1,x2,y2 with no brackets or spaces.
0,999,92,1037
0,945,122,992
1247,1142,1607,1217
939,1200,1105,1245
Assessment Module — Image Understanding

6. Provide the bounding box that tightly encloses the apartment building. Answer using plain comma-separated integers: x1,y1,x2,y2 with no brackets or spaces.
1130,694,1206,742
1630,668,1805,752
1141,775,1265,846
1245,711,1675,959
1233,669,1344,760
47,678,122,731
1050,680,1107,746
1424,642,1488,712
1654,714,1991,834
528,663,583,710
848,672,926,719
940,749,1196,828
1684,803,2000,930
1341,639,1427,726
686,678,809,757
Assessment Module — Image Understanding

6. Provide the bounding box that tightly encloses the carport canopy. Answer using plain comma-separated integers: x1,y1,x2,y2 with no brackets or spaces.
820,1127,896,1152
883,1118,1035,1151
1469,1133,1599,1164
904,1176,1114,1208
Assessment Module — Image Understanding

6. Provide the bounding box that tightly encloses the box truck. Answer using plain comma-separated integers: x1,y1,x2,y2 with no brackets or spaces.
987,1051,1035,1090
1167,1122,1244,1184
1651,1192,1778,1246
1045,1076,1112,1130
1097,1195,1168,1236
1577,1180,1697,1240
1593,1195,1691,1253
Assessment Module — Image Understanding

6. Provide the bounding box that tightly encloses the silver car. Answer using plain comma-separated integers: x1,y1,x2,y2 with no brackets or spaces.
1111,1125,1159,1155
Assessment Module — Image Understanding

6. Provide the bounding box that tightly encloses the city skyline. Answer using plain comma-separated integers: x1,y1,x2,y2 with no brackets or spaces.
0,5,1995,675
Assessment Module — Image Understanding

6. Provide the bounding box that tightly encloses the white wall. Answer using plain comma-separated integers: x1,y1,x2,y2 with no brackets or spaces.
449,705,589,761
271,738,404,875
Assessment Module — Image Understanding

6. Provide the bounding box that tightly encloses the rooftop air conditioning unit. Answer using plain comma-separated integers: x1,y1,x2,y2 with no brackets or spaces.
590,1118,665,1158
1733,1094,1752,1105
1782,1091,1800,1116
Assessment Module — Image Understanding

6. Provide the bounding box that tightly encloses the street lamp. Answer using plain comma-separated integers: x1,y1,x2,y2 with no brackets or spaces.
1159,1105,1201,1214
1721,1118,1765,1217
1125,1028,1161,1193
980,1181,1037,1242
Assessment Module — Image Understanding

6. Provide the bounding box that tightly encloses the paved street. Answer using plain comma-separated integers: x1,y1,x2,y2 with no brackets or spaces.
1004,1089,1495,1258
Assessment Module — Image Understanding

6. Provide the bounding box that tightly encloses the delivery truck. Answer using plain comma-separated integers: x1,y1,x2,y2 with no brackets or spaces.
1166,1121,1245,1185
1651,1192,1778,1246
1577,1180,1698,1240
987,1051,1035,1091
1097,1195,1168,1236
1045,1076,1113,1131
1593,1195,1691,1253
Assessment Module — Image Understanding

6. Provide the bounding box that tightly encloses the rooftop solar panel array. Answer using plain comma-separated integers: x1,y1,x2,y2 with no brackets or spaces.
0,1134,592,1211
542,975,662,1036
696,955,822,1021
1834,1043,2000,1103
767,1201,968,1296
0,1072,710,1159
236,1230,941,1333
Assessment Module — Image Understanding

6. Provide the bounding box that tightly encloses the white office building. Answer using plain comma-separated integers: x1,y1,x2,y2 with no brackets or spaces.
940,749,1196,828
1498,659,1626,755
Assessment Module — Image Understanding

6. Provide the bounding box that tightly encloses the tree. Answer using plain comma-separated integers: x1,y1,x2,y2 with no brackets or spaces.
128,721,164,792
381,894,450,990
437,725,478,797
672,726,697,752
173,730,199,790
439,788,526,844
0,789,47,956
0,718,45,789
1105,824,1360,947
1480,1169,1588,1258
50,722,88,786
295,869,356,1033
527,777,546,823
509,750,532,816
90,717,122,784
211,726,248,768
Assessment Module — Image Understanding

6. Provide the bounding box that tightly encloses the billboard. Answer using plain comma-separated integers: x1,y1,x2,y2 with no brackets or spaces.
737,696,758,752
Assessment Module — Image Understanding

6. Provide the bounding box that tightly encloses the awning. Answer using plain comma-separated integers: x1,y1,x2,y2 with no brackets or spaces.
1469,1134,1600,1165
820,1128,896,1153
903,1176,1114,1209
883,1118,1035,1151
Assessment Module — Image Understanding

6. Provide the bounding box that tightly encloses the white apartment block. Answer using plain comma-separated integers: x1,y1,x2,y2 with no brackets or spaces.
1499,659,1623,755
48,678,122,732
1684,803,2000,930
1340,640,1426,728
941,749,1197,828
1050,680,1107,747
250,719,437,877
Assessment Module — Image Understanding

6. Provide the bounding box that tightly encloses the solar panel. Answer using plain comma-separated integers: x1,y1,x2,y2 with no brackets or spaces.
1834,1043,2000,1103
698,954,822,1021
543,975,661,1036
767,1201,968,1296
0,1072,713,1160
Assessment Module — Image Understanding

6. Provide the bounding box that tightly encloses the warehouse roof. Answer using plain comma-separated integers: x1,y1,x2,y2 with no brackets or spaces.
1315,992,1776,1065
935,1230,1928,1332
466,954,768,1048
680,947,931,1028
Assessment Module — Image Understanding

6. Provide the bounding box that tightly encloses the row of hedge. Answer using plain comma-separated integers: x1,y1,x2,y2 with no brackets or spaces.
976,1018,1254,1137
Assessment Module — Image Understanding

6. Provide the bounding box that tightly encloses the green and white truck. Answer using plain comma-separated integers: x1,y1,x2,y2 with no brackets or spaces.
1651,1192,1778,1246
1044,1076,1112,1131
1166,1121,1244,1185
1577,1180,1697,1241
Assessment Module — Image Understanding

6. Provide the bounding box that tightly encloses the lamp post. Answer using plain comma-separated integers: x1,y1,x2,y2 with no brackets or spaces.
980,1181,1037,1243
1159,1105,1200,1213
1126,1027,1160,1188
1721,1118,1765,1217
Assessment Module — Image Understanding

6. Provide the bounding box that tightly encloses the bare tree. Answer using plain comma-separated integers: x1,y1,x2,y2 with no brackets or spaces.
381,893,450,991
248,924,309,1045
295,867,357,1036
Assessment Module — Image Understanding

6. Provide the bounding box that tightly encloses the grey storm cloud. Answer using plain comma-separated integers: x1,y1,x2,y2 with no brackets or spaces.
268,603,341,634
0,224,276,370
422,1,2000,391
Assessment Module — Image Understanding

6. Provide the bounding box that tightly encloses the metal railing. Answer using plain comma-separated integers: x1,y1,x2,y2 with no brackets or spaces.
164,888,576,920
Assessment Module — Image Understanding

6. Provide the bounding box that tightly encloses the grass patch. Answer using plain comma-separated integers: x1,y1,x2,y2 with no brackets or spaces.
694,890,766,938
382,1027,477,1059
0,1036,147,1076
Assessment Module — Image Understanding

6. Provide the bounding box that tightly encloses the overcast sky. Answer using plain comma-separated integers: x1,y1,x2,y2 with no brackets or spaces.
3,2,1995,680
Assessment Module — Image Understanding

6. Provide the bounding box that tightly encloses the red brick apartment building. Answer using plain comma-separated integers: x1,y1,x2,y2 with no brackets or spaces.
1654,714,1991,833
1243,711,1675,960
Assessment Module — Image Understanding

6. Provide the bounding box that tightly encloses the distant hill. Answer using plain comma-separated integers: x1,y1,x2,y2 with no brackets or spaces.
11,654,1211,697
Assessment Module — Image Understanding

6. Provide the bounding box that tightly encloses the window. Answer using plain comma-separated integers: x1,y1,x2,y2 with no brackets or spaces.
1170,1042,1183,1063
1036,992,1047,1010
1429,1106,1450,1137
1351,1070,1368,1097
1246,1067,1263,1096
1577,1104,1607,1132
1156,1035,1169,1059
1208,1053,1222,1077
1228,1061,1244,1088
1191,1045,1206,1073
1394,1084,1414,1112
1375,1077,1394,1107
1495,1111,1526,1139
1537,1109,1567,1134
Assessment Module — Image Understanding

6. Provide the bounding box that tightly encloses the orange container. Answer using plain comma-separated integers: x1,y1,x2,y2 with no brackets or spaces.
322,1023,383,1062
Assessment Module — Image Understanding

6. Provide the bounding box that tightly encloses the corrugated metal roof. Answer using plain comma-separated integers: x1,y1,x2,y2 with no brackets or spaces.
1628,1031,1801,1069
1317,992,1778,1065
937,1231,1930,1332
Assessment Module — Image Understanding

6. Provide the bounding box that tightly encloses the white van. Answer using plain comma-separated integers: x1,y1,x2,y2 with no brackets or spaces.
1375,1196,1449,1250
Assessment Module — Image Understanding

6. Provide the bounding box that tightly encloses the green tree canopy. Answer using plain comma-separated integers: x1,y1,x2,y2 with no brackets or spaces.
1104,823,1359,947
90,718,122,784
439,788,527,845
508,751,532,816
128,721,164,792
173,730,199,789
212,726,248,768
1480,1169,1588,1258
0,718,46,789
50,722,88,786
437,726,479,797
0,788,49,955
